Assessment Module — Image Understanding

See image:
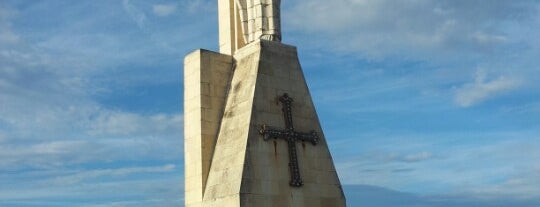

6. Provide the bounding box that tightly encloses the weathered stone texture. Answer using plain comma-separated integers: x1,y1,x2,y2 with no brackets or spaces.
184,40,346,207
184,50,234,207
218,0,281,55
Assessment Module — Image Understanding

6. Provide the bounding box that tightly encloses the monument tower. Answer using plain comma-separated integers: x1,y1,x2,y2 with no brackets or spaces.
184,0,346,206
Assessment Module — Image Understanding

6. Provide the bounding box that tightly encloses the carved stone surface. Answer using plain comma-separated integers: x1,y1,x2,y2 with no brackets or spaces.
235,0,282,43
259,93,318,187
218,0,282,55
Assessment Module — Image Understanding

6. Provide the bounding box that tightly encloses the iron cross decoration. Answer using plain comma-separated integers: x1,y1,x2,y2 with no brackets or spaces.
259,93,319,187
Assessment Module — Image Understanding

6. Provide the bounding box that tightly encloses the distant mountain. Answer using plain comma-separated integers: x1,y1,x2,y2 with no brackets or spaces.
343,185,540,207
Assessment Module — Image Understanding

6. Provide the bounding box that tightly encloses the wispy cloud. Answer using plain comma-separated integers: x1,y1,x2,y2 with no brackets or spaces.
389,152,434,163
287,0,540,116
0,6,19,44
0,177,183,207
89,112,183,137
180,0,216,14
122,0,147,29
0,3,185,205
348,150,436,164
472,31,507,44
153,4,177,17
48,165,176,185
344,184,540,207
335,131,540,199
1,1,539,206
286,0,537,59
454,69,522,107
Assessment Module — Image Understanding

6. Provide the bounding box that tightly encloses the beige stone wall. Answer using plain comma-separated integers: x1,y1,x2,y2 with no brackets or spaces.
184,40,346,207
201,41,262,207
218,0,236,55
184,50,234,207
239,41,346,207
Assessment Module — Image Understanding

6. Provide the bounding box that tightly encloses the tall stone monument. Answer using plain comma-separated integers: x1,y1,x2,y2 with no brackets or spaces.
184,1,346,206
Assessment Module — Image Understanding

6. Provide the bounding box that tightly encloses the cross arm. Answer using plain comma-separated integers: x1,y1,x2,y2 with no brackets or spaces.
259,125,287,141
296,131,319,145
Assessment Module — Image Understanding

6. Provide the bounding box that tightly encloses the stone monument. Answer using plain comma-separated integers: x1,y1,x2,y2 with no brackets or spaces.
184,0,346,206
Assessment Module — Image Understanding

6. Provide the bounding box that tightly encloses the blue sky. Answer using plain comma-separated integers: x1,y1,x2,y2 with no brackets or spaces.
0,0,539,206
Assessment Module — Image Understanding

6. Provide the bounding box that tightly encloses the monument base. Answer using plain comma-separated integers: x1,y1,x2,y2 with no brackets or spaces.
184,40,346,207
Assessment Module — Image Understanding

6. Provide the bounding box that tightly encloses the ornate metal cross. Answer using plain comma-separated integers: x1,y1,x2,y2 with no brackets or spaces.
259,93,319,187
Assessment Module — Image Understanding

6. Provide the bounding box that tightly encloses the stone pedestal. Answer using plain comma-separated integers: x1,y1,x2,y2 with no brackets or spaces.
184,40,346,207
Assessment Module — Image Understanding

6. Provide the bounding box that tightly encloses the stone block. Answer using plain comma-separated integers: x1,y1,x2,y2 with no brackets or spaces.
185,40,345,207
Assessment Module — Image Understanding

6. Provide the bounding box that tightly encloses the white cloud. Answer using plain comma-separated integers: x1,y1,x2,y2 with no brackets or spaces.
334,130,540,199
454,69,522,107
285,0,539,115
361,151,435,164
472,31,507,44
469,177,540,200
400,152,433,163
0,178,183,206
0,110,183,169
501,102,540,114
286,0,538,59
49,165,176,185
89,111,183,137
0,1,194,206
153,4,177,17
0,29,19,43
180,0,216,14
122,0,147,28
0,7,19,44
0,1,185,172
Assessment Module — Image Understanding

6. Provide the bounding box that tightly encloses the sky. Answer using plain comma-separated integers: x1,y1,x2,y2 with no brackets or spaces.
0,0,539,206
